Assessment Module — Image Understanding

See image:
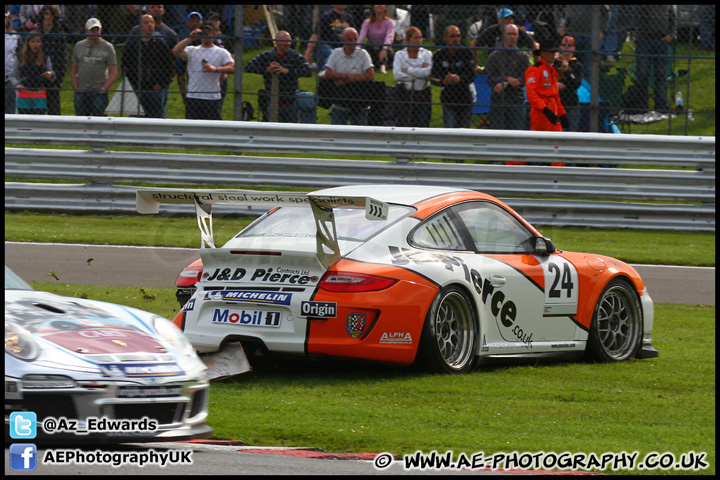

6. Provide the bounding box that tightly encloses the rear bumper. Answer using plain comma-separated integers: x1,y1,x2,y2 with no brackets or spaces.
308,280,438,366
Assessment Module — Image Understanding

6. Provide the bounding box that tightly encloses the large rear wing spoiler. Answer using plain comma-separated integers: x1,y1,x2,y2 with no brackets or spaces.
136,188,389,267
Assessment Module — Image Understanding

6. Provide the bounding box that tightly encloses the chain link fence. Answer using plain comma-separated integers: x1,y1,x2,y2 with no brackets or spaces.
5,5,715,135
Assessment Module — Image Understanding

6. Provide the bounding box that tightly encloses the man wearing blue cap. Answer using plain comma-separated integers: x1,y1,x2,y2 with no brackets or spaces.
472,7,537,67
474,8,537,51
181,12,203,36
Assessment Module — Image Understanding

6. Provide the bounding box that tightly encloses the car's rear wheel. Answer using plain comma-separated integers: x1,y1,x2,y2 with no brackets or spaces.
418,286,478,374
586,278,643,362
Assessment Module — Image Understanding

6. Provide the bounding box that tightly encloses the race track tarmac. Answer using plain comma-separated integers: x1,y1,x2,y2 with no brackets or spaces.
4,242,715,305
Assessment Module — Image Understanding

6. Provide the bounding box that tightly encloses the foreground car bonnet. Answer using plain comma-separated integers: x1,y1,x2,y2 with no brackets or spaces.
8,290,180,361
5,284,213,443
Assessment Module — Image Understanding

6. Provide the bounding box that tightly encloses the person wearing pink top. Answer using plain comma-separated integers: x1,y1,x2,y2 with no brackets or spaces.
358,5,395,74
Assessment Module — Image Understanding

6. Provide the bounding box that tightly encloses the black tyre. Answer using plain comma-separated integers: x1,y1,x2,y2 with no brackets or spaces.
586,278,643,362
418,286,479,373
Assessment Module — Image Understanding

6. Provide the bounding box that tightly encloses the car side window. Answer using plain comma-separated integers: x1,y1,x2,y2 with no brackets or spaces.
411,211,467,250
454,202,536,254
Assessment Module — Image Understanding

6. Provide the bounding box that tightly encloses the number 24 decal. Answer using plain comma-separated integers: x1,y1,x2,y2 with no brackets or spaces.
548,262,574,298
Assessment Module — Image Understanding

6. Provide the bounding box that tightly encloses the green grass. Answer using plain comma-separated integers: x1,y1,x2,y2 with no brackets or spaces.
26,279,719,476
536,225,715,267
5,211,715,267
4,211,248,250
607,42,716,136
216,303,717,476
30,282,183,321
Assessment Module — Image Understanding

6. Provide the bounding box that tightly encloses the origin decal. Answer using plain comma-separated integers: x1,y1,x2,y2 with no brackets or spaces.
182,298,195,312
301,301,337,318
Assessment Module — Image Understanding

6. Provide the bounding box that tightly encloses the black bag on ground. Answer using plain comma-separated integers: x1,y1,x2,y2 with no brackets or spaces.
622,84,649,114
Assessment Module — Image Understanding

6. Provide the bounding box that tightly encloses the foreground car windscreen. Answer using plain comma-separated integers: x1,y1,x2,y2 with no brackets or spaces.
5,265,213,443
236,205,414,242
5,266,33,290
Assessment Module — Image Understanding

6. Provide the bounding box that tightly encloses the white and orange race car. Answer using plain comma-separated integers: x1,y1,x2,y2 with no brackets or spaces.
137,185,658,374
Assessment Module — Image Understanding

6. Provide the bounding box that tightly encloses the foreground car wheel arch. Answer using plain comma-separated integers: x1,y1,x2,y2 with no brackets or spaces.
418,285,479,374
586,278,643,362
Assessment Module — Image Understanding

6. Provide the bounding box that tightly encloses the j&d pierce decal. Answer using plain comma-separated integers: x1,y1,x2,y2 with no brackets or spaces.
205,267,316,285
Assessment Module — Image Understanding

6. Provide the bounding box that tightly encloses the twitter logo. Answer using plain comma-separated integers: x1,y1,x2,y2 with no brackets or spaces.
10,412,37,439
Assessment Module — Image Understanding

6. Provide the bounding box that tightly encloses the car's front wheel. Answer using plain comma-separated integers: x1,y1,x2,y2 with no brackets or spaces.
418,286,478,374
586,278,643,362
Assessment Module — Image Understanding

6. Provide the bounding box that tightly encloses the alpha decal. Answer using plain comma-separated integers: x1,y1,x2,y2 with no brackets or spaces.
379,332,413,344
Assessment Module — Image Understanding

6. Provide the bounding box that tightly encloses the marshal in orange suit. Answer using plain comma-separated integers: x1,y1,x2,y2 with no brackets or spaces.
511,39,568,166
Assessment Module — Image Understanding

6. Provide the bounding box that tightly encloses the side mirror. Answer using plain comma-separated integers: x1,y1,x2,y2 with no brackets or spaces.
535,236,556,256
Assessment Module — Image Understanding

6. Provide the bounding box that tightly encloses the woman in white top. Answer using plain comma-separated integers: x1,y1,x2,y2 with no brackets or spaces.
392,26,432,127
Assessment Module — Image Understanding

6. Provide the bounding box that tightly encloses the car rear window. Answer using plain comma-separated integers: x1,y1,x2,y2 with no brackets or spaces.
238,205,414,242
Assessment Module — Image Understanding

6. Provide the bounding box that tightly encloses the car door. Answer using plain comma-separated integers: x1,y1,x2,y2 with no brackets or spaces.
451,201,579,354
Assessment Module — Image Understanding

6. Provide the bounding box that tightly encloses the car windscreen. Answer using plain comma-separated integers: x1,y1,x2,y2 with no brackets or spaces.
5,266,34,290
237,205,414,242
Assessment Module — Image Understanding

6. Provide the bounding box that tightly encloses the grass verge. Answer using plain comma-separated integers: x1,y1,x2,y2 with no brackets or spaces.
5,211,715,267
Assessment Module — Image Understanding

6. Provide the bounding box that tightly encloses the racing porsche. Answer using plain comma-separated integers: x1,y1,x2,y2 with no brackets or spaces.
5,266,212,443
137,185,658,374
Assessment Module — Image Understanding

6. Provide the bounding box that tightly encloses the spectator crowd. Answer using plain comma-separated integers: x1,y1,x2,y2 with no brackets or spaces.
5,5,713,132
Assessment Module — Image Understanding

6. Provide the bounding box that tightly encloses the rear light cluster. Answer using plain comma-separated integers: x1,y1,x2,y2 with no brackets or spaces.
319,272,397,293
176,265,203,288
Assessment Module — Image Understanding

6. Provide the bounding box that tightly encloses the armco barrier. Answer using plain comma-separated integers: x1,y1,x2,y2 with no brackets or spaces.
4,115,715,231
